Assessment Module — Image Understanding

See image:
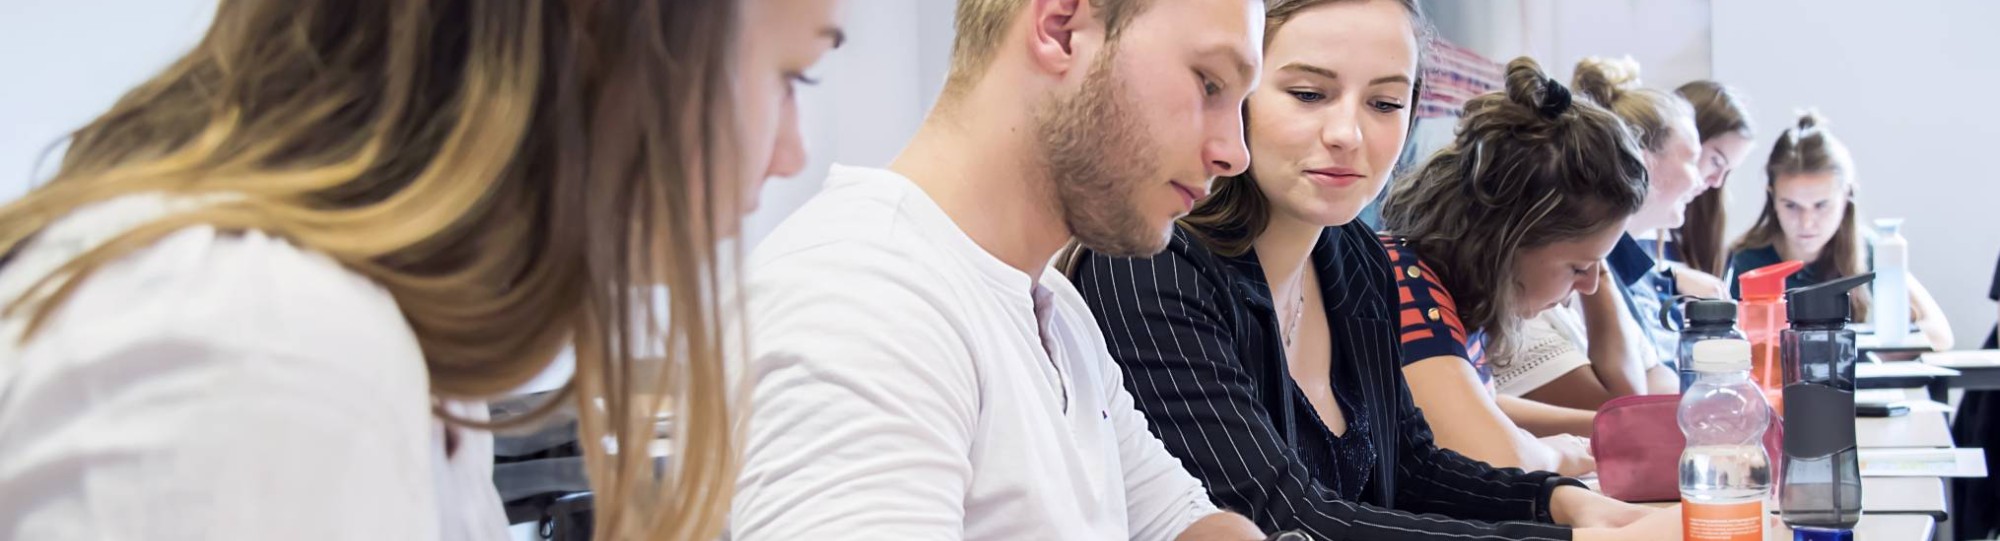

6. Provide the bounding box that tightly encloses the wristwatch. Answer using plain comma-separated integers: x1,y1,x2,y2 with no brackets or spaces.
1538,475,1591,523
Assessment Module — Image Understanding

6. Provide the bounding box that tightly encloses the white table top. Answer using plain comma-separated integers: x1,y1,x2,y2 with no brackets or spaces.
1856,361,1961,379
1919,349,2000,369
1858,476,1946,516
1856,410,1953,449
1638,503,1937,539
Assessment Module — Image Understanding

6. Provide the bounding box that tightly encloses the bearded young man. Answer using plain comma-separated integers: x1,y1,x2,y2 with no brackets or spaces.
729,0,1269,539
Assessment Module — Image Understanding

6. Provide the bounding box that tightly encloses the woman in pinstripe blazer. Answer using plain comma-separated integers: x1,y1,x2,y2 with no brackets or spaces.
1063,3,1682,539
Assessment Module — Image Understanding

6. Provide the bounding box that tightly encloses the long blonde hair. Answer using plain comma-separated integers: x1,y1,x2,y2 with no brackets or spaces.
0,1,742,538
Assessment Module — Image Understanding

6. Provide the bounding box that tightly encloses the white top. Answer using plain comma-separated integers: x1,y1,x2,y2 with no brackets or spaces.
0,195,508,540
730,165,1219,540
1497,290,1664,397
1496,302,1594,396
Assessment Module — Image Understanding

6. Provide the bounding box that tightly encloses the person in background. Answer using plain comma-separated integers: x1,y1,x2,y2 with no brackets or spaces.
1066,2,1678,539
1487,57,1698,419
1726,112,1954,350
1374,57,1649,479
0,0,843,539
1664,81,1757,293
1951,251,2000,540
729,0,1270,538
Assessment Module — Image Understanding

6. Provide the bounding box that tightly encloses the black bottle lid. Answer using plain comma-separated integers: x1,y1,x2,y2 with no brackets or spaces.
1785,272,1876,324
1684,298,1738,325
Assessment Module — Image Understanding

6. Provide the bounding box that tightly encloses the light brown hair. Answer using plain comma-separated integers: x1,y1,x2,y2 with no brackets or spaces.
1571,56,1695,154
1380,57,1649,356
0,1,743,538
1730,111,1871,320
1181,0,1431,256
1672,80,1755,276
944,0,1156,101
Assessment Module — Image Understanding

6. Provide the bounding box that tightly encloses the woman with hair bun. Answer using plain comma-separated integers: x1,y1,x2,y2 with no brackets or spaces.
1377,56,1651,480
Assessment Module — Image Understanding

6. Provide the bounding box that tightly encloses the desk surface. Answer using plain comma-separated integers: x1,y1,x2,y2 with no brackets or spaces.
1859,476,1947,516
1637,504,1937,539
1858,331,1934,353
1620,474,1945,516
1919,350,2000,392
1857,411,1953,449
1856,362,1960,379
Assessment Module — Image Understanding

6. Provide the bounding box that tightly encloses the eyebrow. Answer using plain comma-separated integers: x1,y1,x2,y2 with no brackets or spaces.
822,27,847,49
1201,44,1257,86
1278,62,1412,86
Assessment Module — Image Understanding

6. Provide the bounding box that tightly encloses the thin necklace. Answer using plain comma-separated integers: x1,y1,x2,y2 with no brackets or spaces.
1282,272,1307,348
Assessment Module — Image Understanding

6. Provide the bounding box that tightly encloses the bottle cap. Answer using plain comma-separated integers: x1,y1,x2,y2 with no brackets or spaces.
1691,339,1752,373
1785,272,1876,324
1684,298,1738,325
1739,260,1805,301
1873,217,1903,236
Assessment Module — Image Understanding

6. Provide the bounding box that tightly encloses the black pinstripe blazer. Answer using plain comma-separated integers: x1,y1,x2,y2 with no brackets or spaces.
1069,221,1577,540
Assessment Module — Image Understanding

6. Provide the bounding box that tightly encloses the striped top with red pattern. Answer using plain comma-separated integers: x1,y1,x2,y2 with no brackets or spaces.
1377,235,1490,385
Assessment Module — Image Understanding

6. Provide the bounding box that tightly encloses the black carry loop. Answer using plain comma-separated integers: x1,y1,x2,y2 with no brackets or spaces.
490,391,595,539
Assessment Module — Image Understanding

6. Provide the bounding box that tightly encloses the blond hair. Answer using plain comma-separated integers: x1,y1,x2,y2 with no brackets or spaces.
944,0,1156,100
1571,56,1695,153
0,1,743,538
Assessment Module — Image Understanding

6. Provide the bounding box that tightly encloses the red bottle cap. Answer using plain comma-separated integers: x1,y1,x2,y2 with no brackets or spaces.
1739,260,1805,301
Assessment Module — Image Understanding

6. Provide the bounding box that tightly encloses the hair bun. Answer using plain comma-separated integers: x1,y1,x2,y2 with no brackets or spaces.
1794,110,1825,136
1501,57,1566,118
1572,56,1642,106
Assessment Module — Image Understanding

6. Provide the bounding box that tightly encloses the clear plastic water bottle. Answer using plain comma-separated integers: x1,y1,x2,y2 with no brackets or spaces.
1871,218,1910,347
1779,273,1873,539
1680,339,1772,541
1677,298,1744,393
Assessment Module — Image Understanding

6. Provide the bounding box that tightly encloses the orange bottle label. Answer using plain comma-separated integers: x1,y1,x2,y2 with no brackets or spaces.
1682,499,1764,541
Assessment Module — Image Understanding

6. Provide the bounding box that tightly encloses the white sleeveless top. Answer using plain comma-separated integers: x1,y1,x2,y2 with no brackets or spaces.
0,195,509,540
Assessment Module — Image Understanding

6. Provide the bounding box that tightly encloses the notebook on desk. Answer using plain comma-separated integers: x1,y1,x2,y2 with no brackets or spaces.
1850,321,1922,334
1859,331,1934,352
1919,349,2000,369
1856,361,1961,379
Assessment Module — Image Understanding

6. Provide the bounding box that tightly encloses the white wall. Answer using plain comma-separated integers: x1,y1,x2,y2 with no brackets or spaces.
1423,0,1711,89
1714,0,2000,347
744,1,952,246
0,0,216,199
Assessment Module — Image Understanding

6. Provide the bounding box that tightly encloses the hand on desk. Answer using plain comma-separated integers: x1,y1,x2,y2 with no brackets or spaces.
1573,504,1682,541
1551,485,1654,528
1538,433,1596,477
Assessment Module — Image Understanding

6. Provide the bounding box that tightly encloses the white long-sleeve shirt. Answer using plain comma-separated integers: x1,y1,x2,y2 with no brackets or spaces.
730,165,1220,540
0,195,508,540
